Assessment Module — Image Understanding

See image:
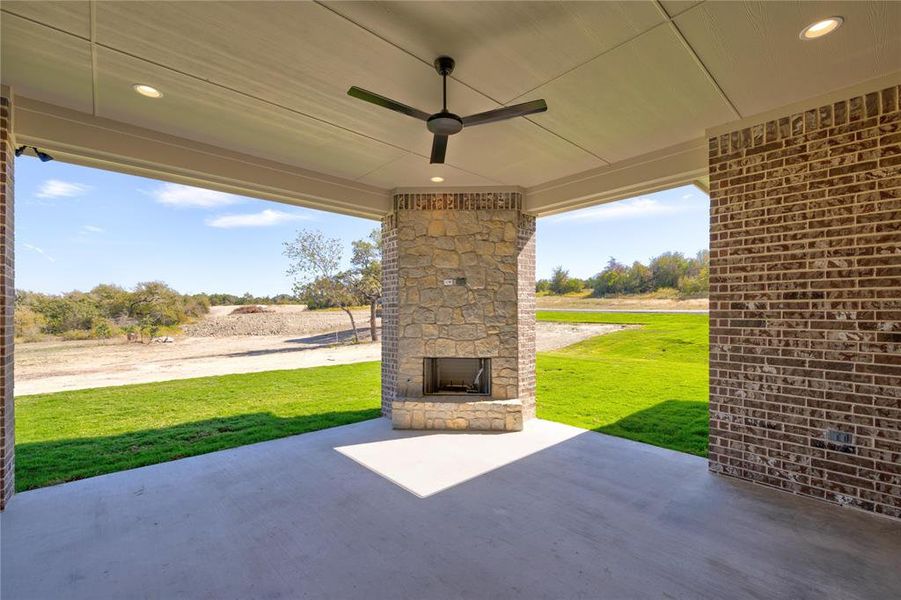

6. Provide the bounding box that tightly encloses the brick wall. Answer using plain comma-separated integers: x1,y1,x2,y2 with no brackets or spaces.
380,212,398,416
708,84,901,518
0,93,14,509
517,214,537,419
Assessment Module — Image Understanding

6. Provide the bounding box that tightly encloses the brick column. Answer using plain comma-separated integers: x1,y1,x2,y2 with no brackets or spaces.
708,84,901,518
0,91,14,509
517,213,537,420
380,213,398,417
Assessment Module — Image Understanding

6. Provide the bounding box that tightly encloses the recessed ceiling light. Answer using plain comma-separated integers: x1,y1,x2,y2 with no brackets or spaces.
132,83,163,98
430,176,444,183
800,17,843,40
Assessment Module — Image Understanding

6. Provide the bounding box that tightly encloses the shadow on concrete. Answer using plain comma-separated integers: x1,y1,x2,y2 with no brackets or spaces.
15,409,381,492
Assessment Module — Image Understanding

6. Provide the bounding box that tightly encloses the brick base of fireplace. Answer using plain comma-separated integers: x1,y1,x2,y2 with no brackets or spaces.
391,398,524,431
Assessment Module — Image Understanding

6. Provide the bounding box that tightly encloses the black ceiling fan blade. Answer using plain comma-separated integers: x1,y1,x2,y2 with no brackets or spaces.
462,99,548,127
430,134,448,164
347,86,430,121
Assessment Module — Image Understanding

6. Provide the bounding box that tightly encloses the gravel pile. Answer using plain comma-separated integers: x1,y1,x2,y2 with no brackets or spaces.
183,309,374,337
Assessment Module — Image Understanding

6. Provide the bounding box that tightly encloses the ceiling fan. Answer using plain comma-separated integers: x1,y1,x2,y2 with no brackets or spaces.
347,56,548,165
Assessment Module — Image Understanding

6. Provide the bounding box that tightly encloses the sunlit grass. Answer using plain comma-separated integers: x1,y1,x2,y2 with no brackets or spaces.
15,362,381,491
536,311,709,456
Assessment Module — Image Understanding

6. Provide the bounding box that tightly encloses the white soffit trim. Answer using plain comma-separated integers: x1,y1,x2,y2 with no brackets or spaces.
13,96,391,219
706,71,901,138
524,138,708,217
391,186,525,195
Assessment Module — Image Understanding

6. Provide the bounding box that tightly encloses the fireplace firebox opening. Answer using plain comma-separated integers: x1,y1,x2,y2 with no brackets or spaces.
423,358,491,396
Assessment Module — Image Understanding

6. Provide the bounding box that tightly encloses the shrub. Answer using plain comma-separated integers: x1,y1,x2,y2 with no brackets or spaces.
90,317,120,339
15,281,213,341
677,269,709,298
60,329,95,341
14,306,47,341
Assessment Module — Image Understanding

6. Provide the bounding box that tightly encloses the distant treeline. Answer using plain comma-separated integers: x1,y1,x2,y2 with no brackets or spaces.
16,284,307,342
537,250,709,298
16,282,212,342
206,293,301,306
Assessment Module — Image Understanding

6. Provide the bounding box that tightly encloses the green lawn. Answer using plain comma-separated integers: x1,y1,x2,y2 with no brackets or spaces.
15,312,709,491
14,363,382,491
537,311,709,456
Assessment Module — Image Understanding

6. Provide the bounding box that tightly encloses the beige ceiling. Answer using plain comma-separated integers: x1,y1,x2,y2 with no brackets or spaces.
2,0,900,191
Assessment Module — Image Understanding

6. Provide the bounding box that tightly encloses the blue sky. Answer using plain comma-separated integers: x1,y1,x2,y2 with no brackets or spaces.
15,157,708,295
537,186,709,280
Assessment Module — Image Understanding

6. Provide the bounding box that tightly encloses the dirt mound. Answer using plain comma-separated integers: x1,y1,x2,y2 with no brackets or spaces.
230,305,271,315
184,308,373,337
207,304,308,317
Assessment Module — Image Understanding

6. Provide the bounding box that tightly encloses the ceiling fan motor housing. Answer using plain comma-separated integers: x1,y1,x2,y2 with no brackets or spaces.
427,111,463,135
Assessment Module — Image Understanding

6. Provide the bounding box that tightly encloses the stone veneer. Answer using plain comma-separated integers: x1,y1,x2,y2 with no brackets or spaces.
709,84,901,518
381,191,536,431
0,92,13,509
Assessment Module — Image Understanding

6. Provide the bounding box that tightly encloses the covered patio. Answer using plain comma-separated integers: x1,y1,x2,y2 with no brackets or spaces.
1,0,900,597
4,418,900,599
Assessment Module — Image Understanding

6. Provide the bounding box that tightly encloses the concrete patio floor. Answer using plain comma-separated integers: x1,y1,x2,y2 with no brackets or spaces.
2,418,899,600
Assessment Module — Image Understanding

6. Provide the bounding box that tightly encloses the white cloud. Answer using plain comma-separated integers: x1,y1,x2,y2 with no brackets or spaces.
151,183,241,208
552,198,690,223
36,180,90,199
22,243,56,262
206,209,310,229
82,225,104,233
681,193,695,200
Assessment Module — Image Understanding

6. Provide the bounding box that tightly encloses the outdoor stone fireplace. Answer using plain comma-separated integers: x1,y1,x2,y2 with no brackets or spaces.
381,190,536,431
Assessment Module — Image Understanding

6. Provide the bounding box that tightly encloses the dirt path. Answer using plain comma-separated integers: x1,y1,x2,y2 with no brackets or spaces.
15,322,624,396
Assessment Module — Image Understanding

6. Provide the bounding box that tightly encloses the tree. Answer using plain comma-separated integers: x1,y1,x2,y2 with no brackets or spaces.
549,266,570,295
90,284,130,319
126,281,190,341
677,249,709,297
625,261,653,294
589,251,708,298
351,228,382,342
128,281,187,328
591,258,628,297
284,229,362,342
649,252,690,290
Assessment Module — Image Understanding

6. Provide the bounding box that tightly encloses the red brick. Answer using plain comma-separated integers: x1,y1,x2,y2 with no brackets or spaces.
709,85,901,517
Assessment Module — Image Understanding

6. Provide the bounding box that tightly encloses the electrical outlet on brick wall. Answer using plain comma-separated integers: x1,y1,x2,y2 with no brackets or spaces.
826,430,853,445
